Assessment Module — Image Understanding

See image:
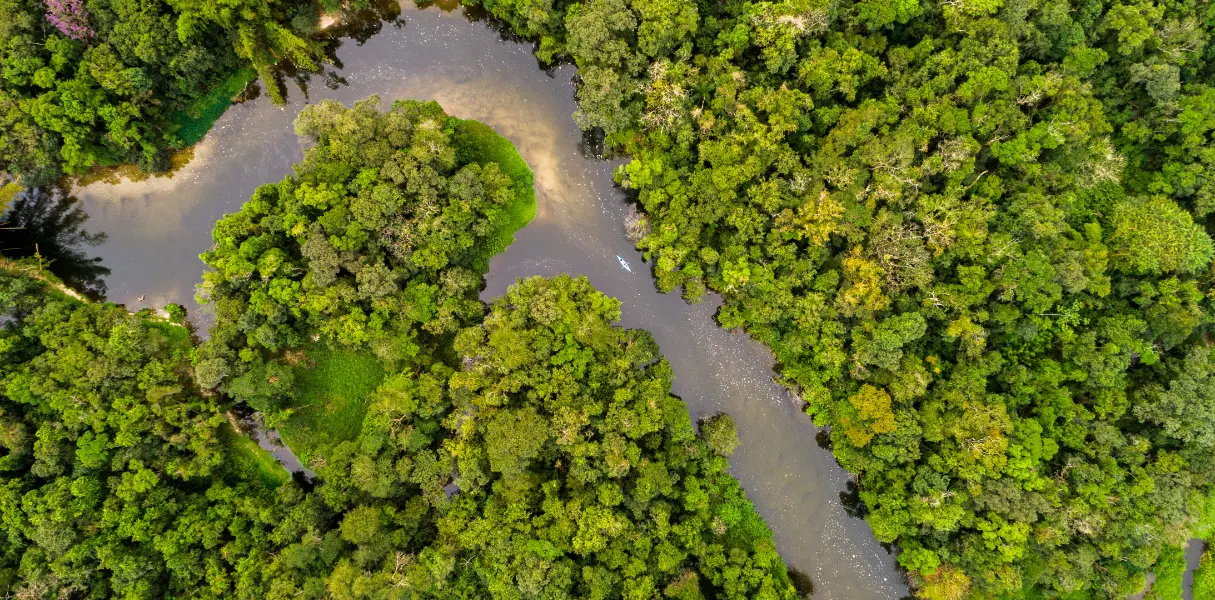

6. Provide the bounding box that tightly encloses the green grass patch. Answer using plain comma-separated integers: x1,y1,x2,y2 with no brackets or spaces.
170,68,257,147
1194,488,1215,541
1147,544,1186,599
450,118,536,270
279,345,385,461
220,422,290,488
146,318,192,353
1195,550,1214,599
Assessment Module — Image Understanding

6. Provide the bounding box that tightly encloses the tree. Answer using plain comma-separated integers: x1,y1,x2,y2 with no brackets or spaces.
917,564,970,600
1108,195,1214,275
197,97,521,387
484,406,549,476
1134,347,1215,449
0,267,291,598
1195,551,1215,600
699,413,739,456
44,0,93,40
167,0,323,105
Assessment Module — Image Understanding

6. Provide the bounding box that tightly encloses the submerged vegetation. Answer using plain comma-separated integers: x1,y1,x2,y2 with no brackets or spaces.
170,68,259,147
0,100,794,598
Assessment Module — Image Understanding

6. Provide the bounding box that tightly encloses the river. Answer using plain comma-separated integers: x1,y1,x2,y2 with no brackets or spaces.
72,2,904,598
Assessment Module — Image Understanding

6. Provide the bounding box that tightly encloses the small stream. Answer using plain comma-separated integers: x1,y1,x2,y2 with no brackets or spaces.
70,2,910,597
227,406,317,478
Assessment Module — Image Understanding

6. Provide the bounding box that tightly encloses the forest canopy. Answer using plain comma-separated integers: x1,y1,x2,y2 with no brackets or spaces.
0,266,284,597
459,0,1215,596
195,96,531,398
0,264,796,599
6,0,1215,596
0,96,795,598
0,0,327,185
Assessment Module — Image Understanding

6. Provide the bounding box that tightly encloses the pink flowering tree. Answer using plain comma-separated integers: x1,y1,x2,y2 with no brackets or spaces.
45,0,94,40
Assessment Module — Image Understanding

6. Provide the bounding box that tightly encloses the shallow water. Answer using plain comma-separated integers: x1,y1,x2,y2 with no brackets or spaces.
72,3,907,597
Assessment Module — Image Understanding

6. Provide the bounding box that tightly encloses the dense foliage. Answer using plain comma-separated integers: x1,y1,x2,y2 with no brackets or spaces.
1,261,796,599
195,97,523,402
435,275,794,598
0,0,324,185
0,94,782,598
280,275,796,598
1,97,795,598
0,268,299,597
463,0,1215,596
8,0,1215,593
1195,548,1215,599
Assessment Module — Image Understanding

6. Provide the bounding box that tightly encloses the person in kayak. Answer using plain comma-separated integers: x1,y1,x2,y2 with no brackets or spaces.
616,255,632,272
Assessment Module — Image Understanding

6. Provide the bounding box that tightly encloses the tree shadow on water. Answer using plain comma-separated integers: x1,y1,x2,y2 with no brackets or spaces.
786,566,814,598
815,428,833,450
1,187,110,300
266,0,405,105
322,0,406,46
579,127,607,159
840,479,869,519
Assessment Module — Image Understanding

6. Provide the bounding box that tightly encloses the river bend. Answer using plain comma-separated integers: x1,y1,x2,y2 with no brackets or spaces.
74,4,908,598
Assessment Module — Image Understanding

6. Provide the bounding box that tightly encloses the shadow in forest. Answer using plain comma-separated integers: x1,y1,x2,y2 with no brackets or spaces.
1,187,110,300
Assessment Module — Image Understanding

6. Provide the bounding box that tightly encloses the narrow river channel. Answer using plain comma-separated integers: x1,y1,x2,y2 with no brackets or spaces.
72,2,911,597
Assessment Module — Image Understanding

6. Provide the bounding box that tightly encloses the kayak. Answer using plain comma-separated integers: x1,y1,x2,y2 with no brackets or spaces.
616,255,632,272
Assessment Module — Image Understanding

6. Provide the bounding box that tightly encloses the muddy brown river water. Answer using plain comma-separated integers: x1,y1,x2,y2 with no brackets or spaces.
70,2,916,597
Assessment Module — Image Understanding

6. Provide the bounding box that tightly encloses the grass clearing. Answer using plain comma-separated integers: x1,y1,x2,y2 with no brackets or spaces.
145,318,192,356
220,422,290,488
279,345,385,461
170,68,257,147
451,118,536,270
